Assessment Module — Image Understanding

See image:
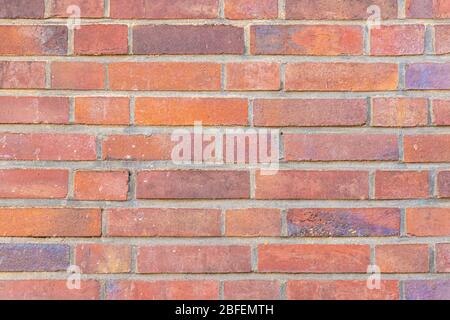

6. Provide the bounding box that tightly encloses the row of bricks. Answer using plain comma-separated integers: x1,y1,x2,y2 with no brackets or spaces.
0,279,448,300
3,0,450,20
6,61,450,91
0,169,449,200
1,133,450,162
4,24,450,56
0,242,448,274
1,96,450,127
0,207,449,237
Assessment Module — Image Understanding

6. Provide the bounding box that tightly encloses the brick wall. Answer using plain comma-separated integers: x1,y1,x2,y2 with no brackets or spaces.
0,0,449,300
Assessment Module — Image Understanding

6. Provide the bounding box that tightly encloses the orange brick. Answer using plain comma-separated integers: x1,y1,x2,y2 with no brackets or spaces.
225,0,277,19
376,245,429,273
51,62,105,90
74,171,129,201
375,171,429,199
74,25,128,55
75,244,131,274
102,134,173,160
433,100,450,125
75,97,130,125
436,244,450,273
225,208,281,236
223,281,280,300
370,25,425,56
372,98,428,127
407,208,450,236
225,62,280,91
404,135,450,162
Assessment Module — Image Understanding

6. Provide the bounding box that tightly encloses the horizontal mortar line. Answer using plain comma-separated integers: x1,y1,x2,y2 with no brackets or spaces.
0,199,450,209
0,273,447,281
1,237,450,245
0,161,449,170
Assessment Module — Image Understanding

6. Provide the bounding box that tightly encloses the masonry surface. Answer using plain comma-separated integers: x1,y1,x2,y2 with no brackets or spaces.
0,0,449,300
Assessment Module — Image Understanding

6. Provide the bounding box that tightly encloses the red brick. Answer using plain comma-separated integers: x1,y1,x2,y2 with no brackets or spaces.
108,62,221,91
375,171,429,199
287,208,401,237
0,0,44,18
0,280,100,300
434,25,450,54
284,134,399,161
223,281,280,300
433,100,450,125
407,208,450,237
137,170,250,199
75,97,130,125
0,61,45,89
0,26,67,55
251,25,363,55
0,169,68,199
287,280,399,300
438,171,450,198
0,133,96,160
51,62,105,90
110,0,219,19
255,170,369,200
133,25,244,55
106,280,219,300
48,0,104,17
75,25,128,55
253,99,367,127
286,0,398,19
437,244,450,273
376,245,429,273
372,98,428,127
406,0,450,18
74,171,129,201
0,208,101,237
75,244,131,274
106,208,221,237
404,135,450,162
137,245,251,273
258,244,370,273
226,62,280,91
102,135,173,160
285,63,398,91
135,97,248,126
225,0,277,19
370,25,425,56
0,97,69,124
225,208,281,237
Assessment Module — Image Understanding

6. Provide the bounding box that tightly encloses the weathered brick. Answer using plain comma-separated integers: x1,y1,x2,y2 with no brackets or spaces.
106,281,219,300
255,170,369,200
0,244,68,272
284,134,399,161
0,0,44,18
287,280,399,300
223,281,280,300
406,0,450,18
287,208,401,237
437,243,450,273
376,245,429,273
404,135,450,162
137,245,251,273
406,63,450,89
135,97,248,126
434,25,450,54
110,0,219,19
108,62,221,91
74,97,130,125
0,97,69,124
225,0,277,19
438,171,450,198
0,169,68,199
137,170,250,199
133,25,244,55
432,100,450,125
51,62,106,90
48,0,104,17
251,25,363,55
0,133,96,160
225,208,281,237
75,244,131,274
375,171,429,199
253,99,367,127
225,62,280,91
372,98,428,127
106,208,221,237
0,61,45,89
0,208,101,237
370,25,425,56
405,280,450,300
285,63,398,91
102,135,173,160
258,244,370,273
407,208,450,236
0,26,67,55
74,171,129,201
75,25,128,55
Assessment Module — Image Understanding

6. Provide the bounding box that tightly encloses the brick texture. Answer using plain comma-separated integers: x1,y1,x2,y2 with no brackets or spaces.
0,0,447,301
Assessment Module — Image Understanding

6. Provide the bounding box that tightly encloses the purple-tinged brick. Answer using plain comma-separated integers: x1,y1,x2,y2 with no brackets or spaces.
0,244,69,272
405,280,450,300
287,208,400,237
406,63,450,90
0,0,44,18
